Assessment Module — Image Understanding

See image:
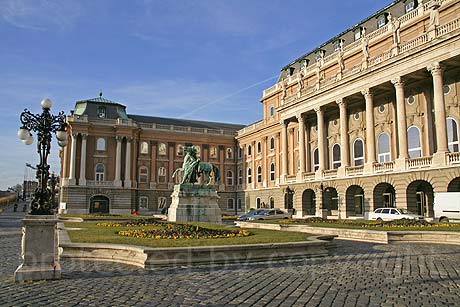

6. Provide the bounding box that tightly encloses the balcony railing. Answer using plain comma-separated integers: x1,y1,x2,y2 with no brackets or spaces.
373,161,395,173
86,180,115,187
303,172,316,181
346,165,364,176
285,175,297,184
447,152,460,165
323,169,338,178
407,157,432,169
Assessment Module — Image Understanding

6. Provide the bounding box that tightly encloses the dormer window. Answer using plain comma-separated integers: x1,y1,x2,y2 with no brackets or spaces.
405,1,416,13
354,27,364,41
377,13,388,28
334,39,344,51
97,106,106,119
287,67,295,77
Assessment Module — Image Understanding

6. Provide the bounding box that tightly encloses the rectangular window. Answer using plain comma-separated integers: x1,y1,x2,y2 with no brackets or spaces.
405,1,415,13
139,197,148,209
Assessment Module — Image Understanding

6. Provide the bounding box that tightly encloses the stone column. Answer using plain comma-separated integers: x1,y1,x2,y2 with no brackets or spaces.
392,77,408,159
297,114,306,178
336,98,350,167
68,133,77,185
280,120,288,182
262,138,267,187
251,141,256,189
219,145,225,191
124,137,132,188
428,62,448,154
362,89,376,165
79,133,87,186
305,123,311,173
114,136,122,186
150,141,157,189
315,107,325,173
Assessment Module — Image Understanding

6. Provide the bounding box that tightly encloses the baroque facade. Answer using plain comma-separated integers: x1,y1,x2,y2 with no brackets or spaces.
60,96,245,214
61,0,460,218
237,0,460,218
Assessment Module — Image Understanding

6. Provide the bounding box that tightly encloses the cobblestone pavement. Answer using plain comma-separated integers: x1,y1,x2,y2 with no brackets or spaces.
1,205,460,307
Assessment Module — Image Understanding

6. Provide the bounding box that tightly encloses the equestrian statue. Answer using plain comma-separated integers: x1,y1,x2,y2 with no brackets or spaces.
172,146,220,185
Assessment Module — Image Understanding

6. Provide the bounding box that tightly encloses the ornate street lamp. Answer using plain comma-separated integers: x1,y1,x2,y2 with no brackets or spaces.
17,98,67,215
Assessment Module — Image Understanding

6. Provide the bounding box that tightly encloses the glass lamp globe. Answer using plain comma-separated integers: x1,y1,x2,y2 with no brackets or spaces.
58,139,68,147
23,134,34,145
18,128,30,140
56,130,68,141
41,98,53,109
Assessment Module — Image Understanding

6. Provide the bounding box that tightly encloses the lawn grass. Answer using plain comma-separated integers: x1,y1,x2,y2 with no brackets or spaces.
64,220,311,248
254,219,460,232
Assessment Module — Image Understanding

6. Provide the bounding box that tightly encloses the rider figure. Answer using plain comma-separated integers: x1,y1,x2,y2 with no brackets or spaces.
181,146,200,184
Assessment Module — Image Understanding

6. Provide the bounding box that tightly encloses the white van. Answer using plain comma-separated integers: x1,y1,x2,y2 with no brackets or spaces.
433,192,460,222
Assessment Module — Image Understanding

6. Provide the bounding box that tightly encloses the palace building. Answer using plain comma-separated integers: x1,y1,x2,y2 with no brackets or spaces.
61,0,460,218
237,0,460,218
59,95,245,214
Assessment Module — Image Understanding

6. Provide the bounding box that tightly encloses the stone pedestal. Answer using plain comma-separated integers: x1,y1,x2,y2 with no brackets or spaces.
14,215,61,282
168,184,222,224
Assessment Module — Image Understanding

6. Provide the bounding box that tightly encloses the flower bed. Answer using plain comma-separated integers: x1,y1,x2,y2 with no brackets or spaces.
118,224,251,240
96,218,163,227
278,217,460,230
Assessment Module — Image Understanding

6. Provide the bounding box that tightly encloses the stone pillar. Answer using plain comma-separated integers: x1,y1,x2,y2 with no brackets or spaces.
337,98,349,167
78,134,87,186
68,133,77,185
219,145,225,191
362,89,376,163
392,77,409,159
280,120,288,182
150,141,157,189
124,137,132,188
305,123,311,173
315,107,325,172
262,138,267,187
297,114,306,178
251,141,256,189
14,215,61,281
428,62,448,154
114,136,122,186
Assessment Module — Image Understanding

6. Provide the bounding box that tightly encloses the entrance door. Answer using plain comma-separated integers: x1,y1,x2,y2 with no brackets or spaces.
416,191,426,216
354,194,364,215
90,196,109,213
383,193,393,207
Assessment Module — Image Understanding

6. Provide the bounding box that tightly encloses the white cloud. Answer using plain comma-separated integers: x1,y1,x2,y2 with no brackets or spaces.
0,0,83,31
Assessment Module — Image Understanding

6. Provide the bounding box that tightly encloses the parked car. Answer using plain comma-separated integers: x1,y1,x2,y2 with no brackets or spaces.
368,208,424,221
434,192,460,223
236,209,266,221
247,209,291,221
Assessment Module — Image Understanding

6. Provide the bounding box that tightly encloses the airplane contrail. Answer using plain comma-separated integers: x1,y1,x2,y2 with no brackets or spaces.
178,74,279,119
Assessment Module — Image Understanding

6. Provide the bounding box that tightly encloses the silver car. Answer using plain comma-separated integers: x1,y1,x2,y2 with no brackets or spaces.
236,209,266,221
247,209,291,221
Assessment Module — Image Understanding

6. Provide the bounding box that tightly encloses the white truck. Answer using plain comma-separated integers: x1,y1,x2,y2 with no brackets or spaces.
433,192,460,222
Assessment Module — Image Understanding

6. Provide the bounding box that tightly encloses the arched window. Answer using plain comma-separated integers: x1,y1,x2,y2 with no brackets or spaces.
238,147,242,159
140,141,149,154
226,170,233,186
257,142,262,154
227,198,235,210
96,138,106,151
270,137,275,150
226,148,233,159
447,118,459,152
247,168,252,184
158,143,167,155
407,126,421,158
247,145,252,156
176,144,184,156
256,197,261,209
269,197,275,209
138,166,148,183
270,163,275,181
238,169,243,185
378,132,391,162
158,167,166,183
353,139,365,166
269,105,275,117
313,148,319,171
257,166,262,183
332,144,341,169
95,163,105,182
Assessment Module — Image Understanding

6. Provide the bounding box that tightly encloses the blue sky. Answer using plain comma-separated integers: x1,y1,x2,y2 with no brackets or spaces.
0,0,387,190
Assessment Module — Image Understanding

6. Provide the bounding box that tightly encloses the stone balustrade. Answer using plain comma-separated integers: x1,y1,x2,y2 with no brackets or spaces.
373,161,395,173
447,152,460,165
407,157,432,169
345,165,364,176
85,180,115,187
322,169,338,178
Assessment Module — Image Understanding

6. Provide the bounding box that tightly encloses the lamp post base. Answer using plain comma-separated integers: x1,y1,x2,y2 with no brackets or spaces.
14,215,61,282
